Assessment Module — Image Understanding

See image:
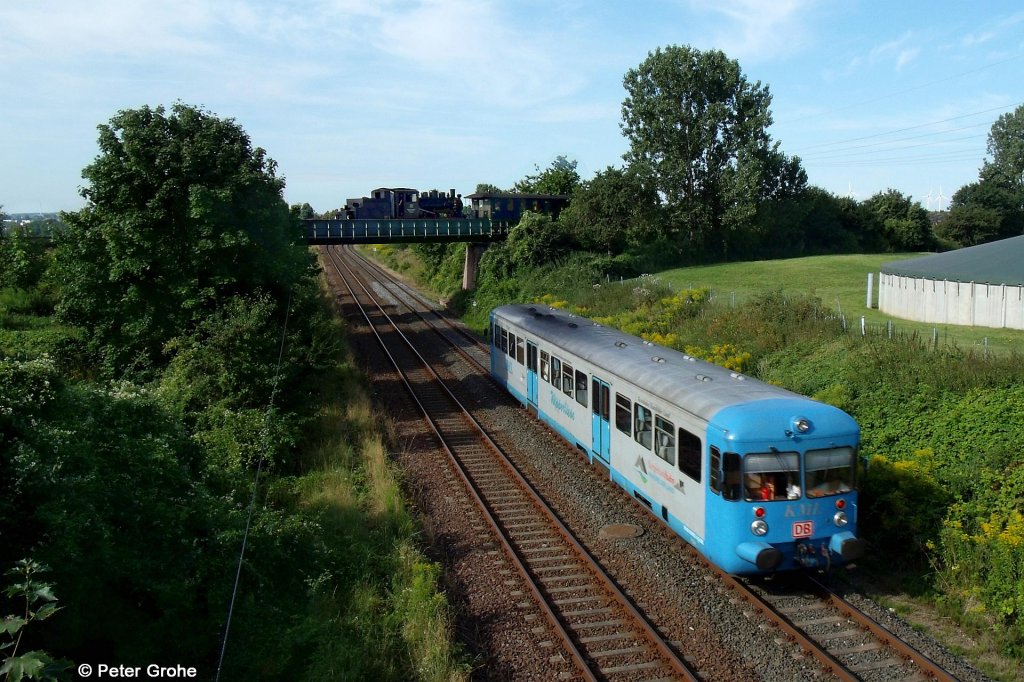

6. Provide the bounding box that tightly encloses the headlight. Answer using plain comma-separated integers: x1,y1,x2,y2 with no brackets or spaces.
751,519,769,536
834,511,848,527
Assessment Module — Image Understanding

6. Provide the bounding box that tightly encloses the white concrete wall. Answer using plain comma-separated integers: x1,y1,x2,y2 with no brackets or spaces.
878,273,1024,330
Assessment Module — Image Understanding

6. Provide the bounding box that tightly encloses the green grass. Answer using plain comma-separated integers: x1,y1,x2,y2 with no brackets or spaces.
292,269,470,681
653,253,1024,355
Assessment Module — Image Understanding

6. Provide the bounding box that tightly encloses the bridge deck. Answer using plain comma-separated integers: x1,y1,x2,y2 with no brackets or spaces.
305,218,510,244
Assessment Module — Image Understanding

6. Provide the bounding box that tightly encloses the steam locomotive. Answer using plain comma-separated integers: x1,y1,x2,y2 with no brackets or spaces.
341,188,464,220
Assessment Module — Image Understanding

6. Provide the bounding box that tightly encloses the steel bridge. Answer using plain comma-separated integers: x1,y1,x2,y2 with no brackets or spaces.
304,218,510,245
305,218,511,289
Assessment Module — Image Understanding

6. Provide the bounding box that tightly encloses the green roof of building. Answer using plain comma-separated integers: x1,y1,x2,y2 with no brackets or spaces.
881,235,1024,286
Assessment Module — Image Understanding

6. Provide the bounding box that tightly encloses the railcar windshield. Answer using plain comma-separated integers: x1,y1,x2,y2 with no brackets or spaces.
805,447,855,497
743,452,800,501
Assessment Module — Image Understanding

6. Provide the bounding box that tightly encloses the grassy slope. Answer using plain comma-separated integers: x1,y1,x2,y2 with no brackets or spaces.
655,253,1024,354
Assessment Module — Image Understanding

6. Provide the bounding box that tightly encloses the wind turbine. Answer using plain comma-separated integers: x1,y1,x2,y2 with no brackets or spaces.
925,188,934,210
936,185,946,211
846,181,858,200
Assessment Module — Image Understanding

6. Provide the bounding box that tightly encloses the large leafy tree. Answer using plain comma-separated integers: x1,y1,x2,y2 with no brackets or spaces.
984,105,1024,189
859,189,934,251
938,106,1024,248
561,166,660,255
55,103,308,377
621,45,804,260
941,178,1023,247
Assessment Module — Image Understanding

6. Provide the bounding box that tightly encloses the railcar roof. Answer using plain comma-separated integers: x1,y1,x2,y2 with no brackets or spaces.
493,303,807,422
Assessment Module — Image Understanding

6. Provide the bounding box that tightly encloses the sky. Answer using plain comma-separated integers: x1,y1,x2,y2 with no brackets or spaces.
1,0,1022,215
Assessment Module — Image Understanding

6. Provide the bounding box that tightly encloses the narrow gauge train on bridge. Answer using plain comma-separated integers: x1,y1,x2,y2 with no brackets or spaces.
335,187,571,222
490,303,865,575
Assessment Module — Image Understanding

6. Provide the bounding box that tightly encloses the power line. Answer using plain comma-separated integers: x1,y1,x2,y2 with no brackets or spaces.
811,150,984,168
778,52,1024,126
795,121,989,158
791,101,1021,154
798,132,987,162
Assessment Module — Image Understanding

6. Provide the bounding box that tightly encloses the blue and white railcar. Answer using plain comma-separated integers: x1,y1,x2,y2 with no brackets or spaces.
490,304,865,575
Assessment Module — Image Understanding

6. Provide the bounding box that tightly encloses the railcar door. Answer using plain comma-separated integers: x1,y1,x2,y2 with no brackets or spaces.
525,341,538,408
590,376,611,465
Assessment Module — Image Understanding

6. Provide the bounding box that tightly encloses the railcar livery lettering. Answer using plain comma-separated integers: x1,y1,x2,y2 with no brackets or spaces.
647,460,678,491
784,503,821,517
550,391,576,420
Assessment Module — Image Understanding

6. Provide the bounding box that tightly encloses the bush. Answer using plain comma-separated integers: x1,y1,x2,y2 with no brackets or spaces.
858,451,949,569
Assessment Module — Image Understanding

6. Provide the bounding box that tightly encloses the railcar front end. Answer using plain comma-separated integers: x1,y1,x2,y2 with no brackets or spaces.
703,399,865,574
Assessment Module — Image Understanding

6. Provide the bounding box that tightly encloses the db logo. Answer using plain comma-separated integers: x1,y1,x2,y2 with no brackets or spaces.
792,521,813,538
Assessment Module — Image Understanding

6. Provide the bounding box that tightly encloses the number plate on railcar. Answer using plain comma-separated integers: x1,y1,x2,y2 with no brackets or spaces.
792,521,813,538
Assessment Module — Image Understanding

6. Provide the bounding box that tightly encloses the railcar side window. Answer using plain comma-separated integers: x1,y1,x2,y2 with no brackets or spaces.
678,428,701,482
515,337,525,365
633,404,653,450
654,416,676,465
540,351,550,383
744,452,800,501
574,370,587,407
600,383,610,422
805,447,855,497
526,343,537,372
506,332,515,358
709,447,722,495
551,356,561,386
722,451,741,501
499,327,507,354
614,394,631,435
561,362,574,397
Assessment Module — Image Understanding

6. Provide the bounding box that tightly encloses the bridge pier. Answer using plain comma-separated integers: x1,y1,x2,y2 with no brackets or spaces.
463,243,489,290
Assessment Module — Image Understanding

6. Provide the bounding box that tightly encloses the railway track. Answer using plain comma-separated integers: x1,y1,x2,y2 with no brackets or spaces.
324,246,701,681
325,245,973,682
351,246,492,367
726,572,958,682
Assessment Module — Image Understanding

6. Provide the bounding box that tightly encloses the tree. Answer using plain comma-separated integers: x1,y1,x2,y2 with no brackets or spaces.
0,222,50,290
936,203,1004,247
859,190,934,251
513,156,580,195
291,202,315,220
984,105,1024,189
936,106,1024,248
939,179,1023,247
560,166,660,255
794,188,860,255
474,183,504,195
621,45,803,260
54,103,310,377
503,212,574,268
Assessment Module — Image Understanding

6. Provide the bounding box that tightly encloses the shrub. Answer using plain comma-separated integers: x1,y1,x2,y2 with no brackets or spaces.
858,451,949,569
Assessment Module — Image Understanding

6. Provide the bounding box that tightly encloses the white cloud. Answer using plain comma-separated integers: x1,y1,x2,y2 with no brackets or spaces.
364,0,587,107
685,0,816,62
864,31,924,72
895,48,920,71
